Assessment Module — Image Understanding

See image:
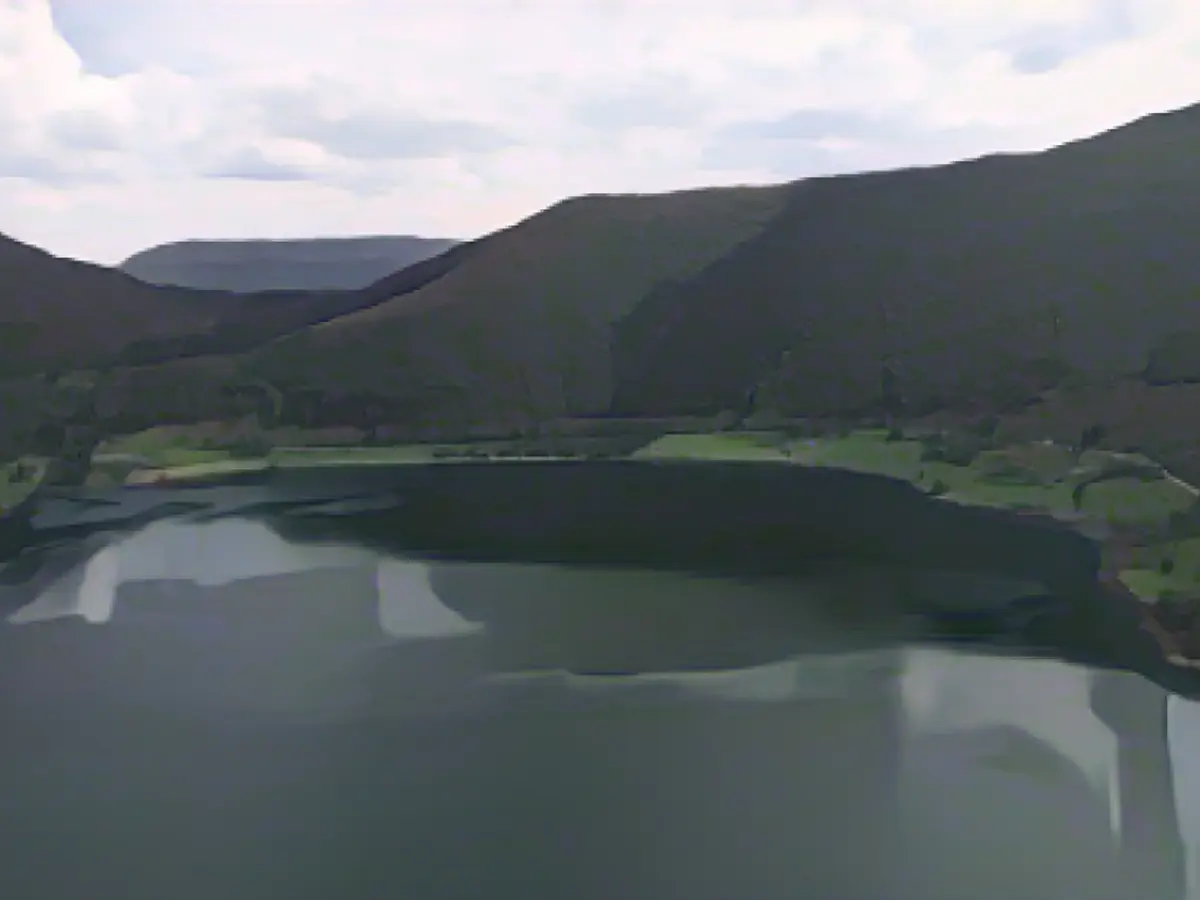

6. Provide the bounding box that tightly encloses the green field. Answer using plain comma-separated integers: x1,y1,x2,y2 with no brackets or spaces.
269,445,440,466
100,427,233,468
632,432,790,462
635,430,1193,520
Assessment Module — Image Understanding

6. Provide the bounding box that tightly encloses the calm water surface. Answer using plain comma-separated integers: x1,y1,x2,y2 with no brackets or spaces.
0,512,1197,900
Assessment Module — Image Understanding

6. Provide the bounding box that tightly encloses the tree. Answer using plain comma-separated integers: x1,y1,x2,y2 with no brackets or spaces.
222,378,283,429
37,382,102,488
1079,423,1107,453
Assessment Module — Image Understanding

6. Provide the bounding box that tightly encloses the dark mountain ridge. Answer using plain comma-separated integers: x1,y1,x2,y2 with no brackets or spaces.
613,105,1200,417
229,102,1200,435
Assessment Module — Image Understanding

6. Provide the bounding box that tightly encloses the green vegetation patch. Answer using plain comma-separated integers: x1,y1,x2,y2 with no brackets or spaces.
1118,534,1200,600
102,427,234,468
632,433,790,462
270,445,441,466
1076,477,1194,526
788,431,924,480
0,457,43,511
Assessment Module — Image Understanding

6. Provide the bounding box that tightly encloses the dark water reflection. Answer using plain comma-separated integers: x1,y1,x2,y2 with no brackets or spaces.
0,510,1195,899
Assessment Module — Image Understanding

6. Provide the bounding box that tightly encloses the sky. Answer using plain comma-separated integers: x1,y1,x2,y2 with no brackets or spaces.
2,0,1199,265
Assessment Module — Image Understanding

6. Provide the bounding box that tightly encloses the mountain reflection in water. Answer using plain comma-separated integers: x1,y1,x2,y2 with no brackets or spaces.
0,511,1196,899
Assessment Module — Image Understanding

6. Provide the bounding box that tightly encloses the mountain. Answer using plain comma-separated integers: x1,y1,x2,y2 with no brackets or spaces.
120,236,459,292
0,234,219,377
614,105,1200,419
243,103,1200,432
6,102,1200,459
0,232,476,456
245,188,790,429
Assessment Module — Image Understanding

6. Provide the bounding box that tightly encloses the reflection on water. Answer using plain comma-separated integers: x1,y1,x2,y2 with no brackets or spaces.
1173,697,1200,896
375,559,481,640
900,649,1122,832
0,514,1196,898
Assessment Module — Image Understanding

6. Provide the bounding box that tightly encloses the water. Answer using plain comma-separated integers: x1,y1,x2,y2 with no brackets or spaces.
0,511,1196,899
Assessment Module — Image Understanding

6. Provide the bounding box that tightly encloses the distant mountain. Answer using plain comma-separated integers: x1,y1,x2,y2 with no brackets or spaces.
120,236,459,292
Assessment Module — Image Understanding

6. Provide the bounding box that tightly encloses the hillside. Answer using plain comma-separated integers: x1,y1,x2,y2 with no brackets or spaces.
614,104,1200,418
246,187,791,429
0,227,473,382
0,234,220,377
237,102,1200,435
0,232,392,379
121,235,459,292
7,102,1200,454
0,233,479,457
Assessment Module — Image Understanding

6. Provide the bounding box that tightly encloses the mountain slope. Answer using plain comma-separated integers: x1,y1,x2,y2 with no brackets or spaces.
121,236,459,292
8,102,1200,451
0,225,486,455
243,102,1200,431
614,104,1200,417
0,228,474,381
246,187,791,428
0,234,220,376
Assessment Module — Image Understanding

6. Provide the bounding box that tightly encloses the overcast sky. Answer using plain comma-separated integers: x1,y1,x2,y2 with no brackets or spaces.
2,0,1199,264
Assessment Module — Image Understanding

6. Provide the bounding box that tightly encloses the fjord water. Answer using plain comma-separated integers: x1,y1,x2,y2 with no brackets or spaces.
0,513,1195,900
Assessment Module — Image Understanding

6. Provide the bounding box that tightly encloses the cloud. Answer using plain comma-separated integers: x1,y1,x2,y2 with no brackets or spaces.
703,109,897,175
724,109,899,143
49,0,162,77
703,118,1003,179
0,151,73,184
204,146,318,182
0,0,1198,264
48,0,239,77
259,95,512,161
704,106,1010,177
45,108,124,150
569,74,712,131
999,0,1138,73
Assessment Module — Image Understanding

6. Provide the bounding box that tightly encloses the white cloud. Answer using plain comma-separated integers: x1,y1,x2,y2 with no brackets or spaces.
0,0,1198,264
